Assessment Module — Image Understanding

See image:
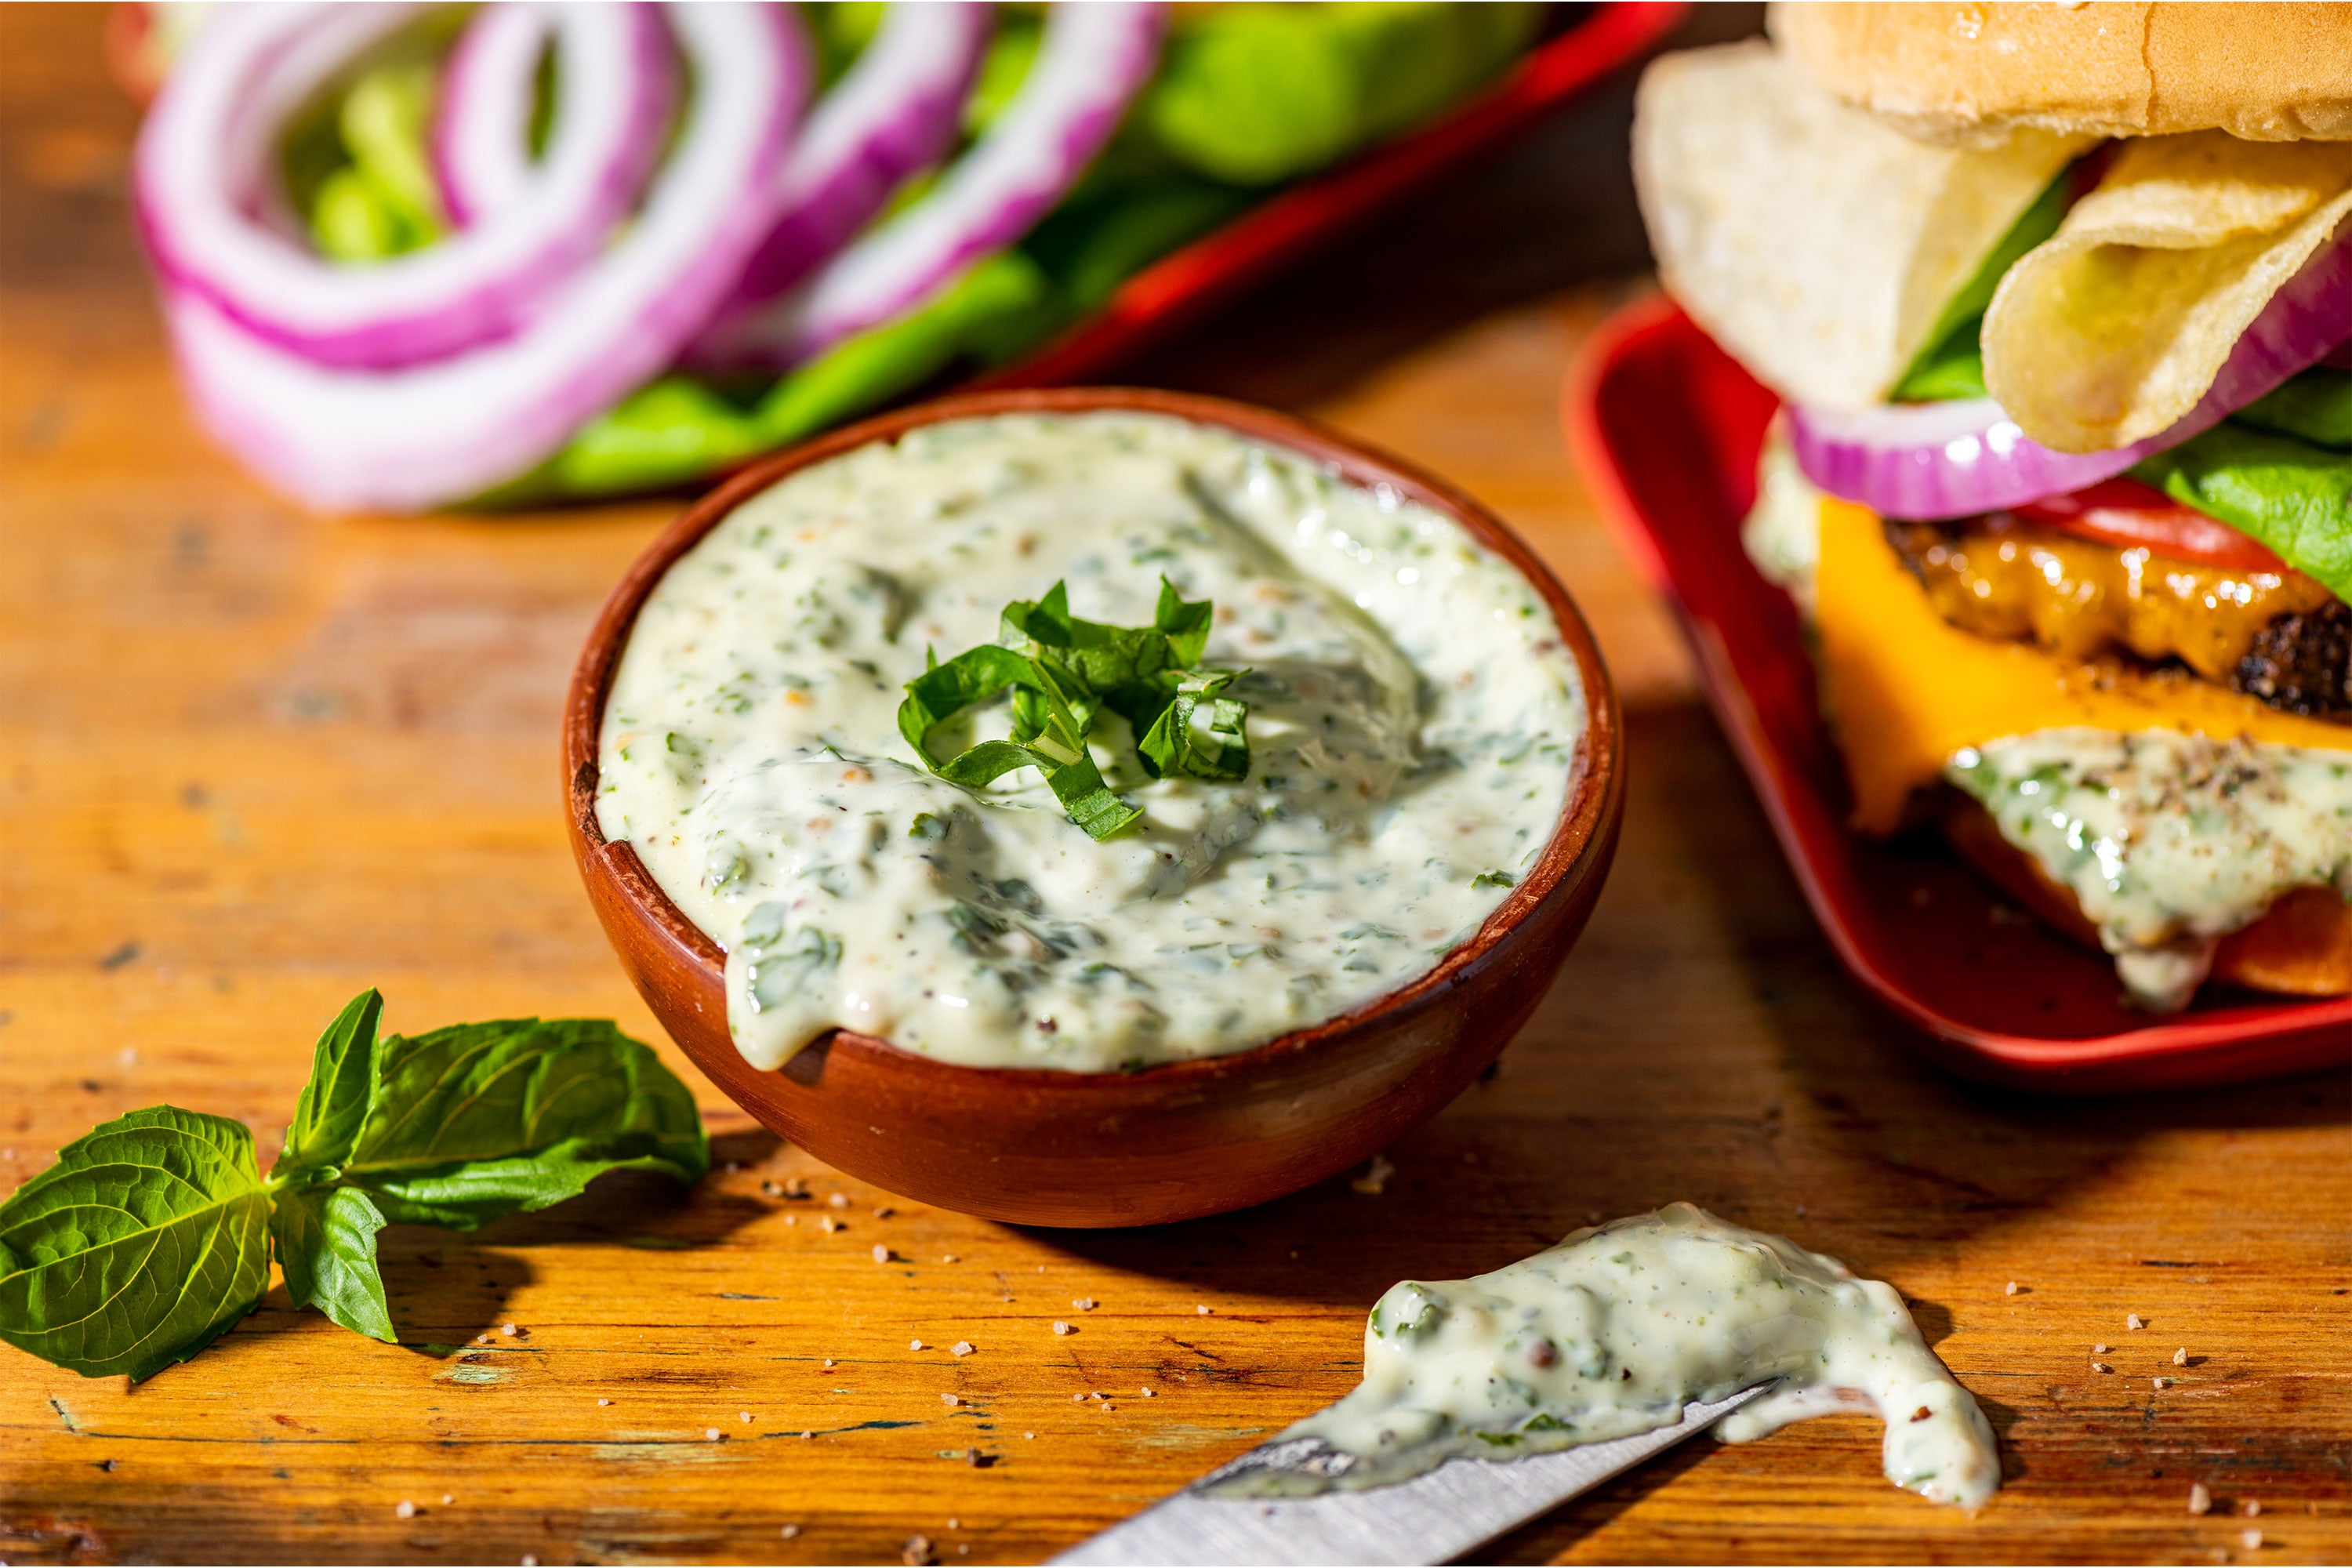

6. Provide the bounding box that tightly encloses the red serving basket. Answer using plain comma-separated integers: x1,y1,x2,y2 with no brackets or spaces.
1563,294,2352,1093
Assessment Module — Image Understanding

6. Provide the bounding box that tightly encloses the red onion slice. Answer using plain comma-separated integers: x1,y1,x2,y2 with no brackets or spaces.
683,1,993,370
700,0,1164,372
168,4,808,512
139,2,676,370
434,2,559,228
1788,229,2352,519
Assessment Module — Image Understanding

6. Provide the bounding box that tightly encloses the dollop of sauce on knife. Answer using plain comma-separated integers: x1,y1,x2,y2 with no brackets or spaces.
1214,1203,1999,1508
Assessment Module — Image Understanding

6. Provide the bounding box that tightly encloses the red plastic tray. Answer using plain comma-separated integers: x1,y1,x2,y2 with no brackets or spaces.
1563,295,2352,1092
982,2,1690,388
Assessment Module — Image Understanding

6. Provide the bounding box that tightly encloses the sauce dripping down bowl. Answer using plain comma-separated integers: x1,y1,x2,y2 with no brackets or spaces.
564,387,1623,1225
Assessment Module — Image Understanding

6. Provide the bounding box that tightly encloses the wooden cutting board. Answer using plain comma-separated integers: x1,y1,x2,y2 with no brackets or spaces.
2,6,2343,1563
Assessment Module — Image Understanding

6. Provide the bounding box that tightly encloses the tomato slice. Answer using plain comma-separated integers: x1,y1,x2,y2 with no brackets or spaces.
2014,477,2288,573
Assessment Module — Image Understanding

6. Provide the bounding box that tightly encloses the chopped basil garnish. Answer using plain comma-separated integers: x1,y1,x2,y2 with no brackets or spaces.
897,577,1251,840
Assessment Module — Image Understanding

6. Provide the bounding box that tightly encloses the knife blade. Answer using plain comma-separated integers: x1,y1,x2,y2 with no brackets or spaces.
1051,1384,1769,1566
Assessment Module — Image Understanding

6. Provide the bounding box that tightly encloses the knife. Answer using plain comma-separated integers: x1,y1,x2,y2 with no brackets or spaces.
1051,1384,1769,1566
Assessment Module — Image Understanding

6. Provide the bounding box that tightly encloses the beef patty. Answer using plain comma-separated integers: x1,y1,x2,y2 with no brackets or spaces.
1885,514,2352,720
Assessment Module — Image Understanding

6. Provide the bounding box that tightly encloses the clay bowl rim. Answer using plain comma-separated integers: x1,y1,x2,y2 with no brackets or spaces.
563,385,1623,1100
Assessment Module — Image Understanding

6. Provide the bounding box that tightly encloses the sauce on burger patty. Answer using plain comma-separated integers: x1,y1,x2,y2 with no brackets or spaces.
1948,729,2352,1010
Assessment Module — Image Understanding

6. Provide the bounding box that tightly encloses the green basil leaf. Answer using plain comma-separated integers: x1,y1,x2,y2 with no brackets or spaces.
931,739,1051,788
271,1185,393,1343
1152,575,1215,666
2131,423,2352,602
273,988,384,1186
0,1107,271,1381
898,644,1040,763
339,1019,707,1230
1138,669,1252,782
1045,753,1144,840
1002,579,1190,694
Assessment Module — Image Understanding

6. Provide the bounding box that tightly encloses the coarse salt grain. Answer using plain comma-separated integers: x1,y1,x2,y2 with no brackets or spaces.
1051,1321,1073,1335
1073,1298,1096,1311
874,1245,892,1263
500,1323,519,1338
597,1397,612,1406
739,1411,753,1423
942,1254,959,1264
2154,1377,2171,1389
522,1556,539,1567
822,1359,836,1368
941,1393,959,1406
2241,1529,2263,1551
1196,1305,1211,1316
441,1495,453,1505
2127,1313,2146,1329
2093,1343,2109,1353
2004,1281,2019,1295
2174,1347,2190,1366
910,1339,924,1351
706,1428,722,1441
2190,1483,2212,1515
2093,1363,2113,1374
829,1192,849,1209
952,1341,975,1356
2246,1501,2262,1517
1140,1388,1154,1397
782,1525,800,1539
801,1430,814,1439
1025,1432,1035,1439
395,1501,416,1519
818,1217,837,1232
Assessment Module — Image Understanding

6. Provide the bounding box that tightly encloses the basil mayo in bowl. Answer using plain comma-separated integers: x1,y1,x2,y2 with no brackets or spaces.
594,410,1588,1074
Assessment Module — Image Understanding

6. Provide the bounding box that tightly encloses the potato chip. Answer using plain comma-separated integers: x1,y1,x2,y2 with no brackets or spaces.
1634,41,2088,411
1984,132,2352,452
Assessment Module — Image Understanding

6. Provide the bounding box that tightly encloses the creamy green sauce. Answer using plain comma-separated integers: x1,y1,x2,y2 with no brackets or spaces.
1947,728,2352,1009
1221,1203,1998,1509
596,412,1584,1073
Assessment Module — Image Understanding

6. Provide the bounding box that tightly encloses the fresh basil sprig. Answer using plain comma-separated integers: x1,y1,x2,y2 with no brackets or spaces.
0,992,707,1381
897,577,1251,839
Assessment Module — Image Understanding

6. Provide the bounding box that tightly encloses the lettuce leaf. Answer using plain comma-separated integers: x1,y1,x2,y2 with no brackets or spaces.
2131,421,2352,602
2234,366,2352,452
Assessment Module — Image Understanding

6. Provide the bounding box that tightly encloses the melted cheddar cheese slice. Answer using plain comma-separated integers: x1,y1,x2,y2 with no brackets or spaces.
1815,496,2352,833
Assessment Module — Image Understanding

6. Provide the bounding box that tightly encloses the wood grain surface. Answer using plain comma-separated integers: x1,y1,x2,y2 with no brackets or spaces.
2,6,2346,1565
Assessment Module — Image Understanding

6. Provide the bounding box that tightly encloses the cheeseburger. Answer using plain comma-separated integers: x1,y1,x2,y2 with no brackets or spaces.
1632,3,2352,1011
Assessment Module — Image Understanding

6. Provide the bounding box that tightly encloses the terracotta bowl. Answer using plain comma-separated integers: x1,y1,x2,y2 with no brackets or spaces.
564,387,1624,1227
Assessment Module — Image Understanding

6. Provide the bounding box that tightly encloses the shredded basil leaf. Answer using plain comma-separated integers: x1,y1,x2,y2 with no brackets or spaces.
897,577,1251,839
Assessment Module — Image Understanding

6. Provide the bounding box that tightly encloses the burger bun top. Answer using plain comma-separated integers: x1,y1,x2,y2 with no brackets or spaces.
1769,2,2352,146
